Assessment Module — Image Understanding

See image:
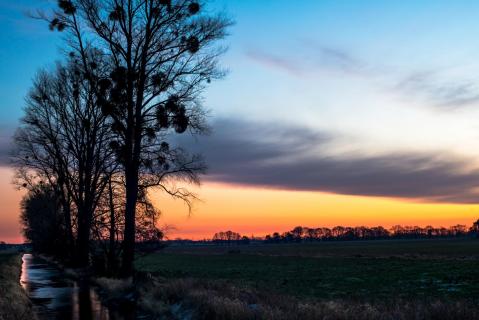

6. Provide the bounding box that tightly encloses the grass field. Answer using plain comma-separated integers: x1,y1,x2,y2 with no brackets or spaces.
161,238,479,259
134,239,479,319
0,251,36,320
136,239,479,300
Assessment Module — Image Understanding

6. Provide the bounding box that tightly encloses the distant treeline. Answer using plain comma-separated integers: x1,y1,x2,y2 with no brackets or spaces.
0,242,30,251
208,220,479,244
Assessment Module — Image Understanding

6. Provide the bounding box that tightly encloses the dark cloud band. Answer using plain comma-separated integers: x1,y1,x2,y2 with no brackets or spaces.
5,116,479,203
177,118,479,204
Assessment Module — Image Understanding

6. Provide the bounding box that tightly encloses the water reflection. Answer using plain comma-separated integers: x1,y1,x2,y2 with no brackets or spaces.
20,254,135,320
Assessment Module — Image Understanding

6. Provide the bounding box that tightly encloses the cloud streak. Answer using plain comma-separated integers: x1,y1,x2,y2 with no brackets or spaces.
247,43,479,110
315,46,366,74
245,51,304,76
177,118,479,204
396,71,479,109
246,45,367,77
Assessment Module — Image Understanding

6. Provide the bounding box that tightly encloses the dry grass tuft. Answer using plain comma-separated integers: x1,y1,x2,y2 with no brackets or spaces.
136,276,479,320
93,276,134,302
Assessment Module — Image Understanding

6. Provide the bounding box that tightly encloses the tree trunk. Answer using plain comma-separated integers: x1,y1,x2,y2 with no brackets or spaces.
62,197,74,255
107,178,117,275
76,204,91,267
121,165,138,277
58,182,74,257
121,54,142,277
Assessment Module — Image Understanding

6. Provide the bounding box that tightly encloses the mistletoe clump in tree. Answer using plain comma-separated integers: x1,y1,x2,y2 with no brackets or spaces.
43,0,231,275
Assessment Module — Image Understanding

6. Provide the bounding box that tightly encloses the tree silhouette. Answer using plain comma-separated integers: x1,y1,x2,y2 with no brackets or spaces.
212,230,242,245
470,219,479,238
13,60,115,266
291,226,304,241
261,221,478,243
38,0,231,276
20,184,69,256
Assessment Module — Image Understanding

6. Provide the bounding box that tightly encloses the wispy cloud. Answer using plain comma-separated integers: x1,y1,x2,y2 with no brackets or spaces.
177,118,479,204
245,51,304,76
247,41,479,110
246,44,368,77
314,46,367,74
396,71,479,109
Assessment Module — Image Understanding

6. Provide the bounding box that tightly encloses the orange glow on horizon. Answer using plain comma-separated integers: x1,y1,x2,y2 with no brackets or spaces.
151,182,479,240
1,166,478,243
0,167,25,244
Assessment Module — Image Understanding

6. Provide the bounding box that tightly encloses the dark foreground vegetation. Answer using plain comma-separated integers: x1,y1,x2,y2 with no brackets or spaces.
4,239,479,319
113,239,479,319
0,251,36,320
136,278,479,320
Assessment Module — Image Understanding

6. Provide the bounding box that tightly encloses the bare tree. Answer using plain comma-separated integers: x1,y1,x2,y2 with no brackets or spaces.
13,59,116,266
90,173,167,275
39,0,231,275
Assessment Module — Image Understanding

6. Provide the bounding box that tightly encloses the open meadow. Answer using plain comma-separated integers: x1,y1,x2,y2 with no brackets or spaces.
136,239,479,299
133,239,479,319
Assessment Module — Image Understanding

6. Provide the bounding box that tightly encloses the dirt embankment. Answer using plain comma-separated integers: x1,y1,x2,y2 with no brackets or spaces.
0,252,37,320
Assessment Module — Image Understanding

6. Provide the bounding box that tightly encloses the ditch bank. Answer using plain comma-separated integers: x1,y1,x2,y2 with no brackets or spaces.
19,254,141,320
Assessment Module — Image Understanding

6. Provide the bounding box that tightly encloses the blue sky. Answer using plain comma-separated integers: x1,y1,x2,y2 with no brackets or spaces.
3,0,479,200
4,0,479,121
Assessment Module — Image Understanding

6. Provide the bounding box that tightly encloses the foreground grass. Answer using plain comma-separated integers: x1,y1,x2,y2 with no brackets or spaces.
133,239,479,319
0,251,36,320
136,277,479,320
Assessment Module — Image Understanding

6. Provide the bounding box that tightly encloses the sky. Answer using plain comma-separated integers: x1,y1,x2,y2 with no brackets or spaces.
2,0,479,242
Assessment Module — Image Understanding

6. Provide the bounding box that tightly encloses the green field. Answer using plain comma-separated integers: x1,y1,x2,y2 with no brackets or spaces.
136,239,479,300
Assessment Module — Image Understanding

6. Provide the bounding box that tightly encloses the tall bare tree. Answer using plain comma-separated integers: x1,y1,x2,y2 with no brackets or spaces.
40,0,231,275
13,59,116,266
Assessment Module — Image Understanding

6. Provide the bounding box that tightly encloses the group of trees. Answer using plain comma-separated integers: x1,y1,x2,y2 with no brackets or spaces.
263,222,479,243
208,220,479,245
212,230,249,244
13,0,230,276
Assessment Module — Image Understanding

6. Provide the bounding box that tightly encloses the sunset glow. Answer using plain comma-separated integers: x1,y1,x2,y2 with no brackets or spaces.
2,164,478,243
3,0,479,243
153,182,479,240
0,167,24,243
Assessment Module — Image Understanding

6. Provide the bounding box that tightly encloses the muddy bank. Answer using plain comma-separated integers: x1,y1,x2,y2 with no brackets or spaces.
0,251,36,320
